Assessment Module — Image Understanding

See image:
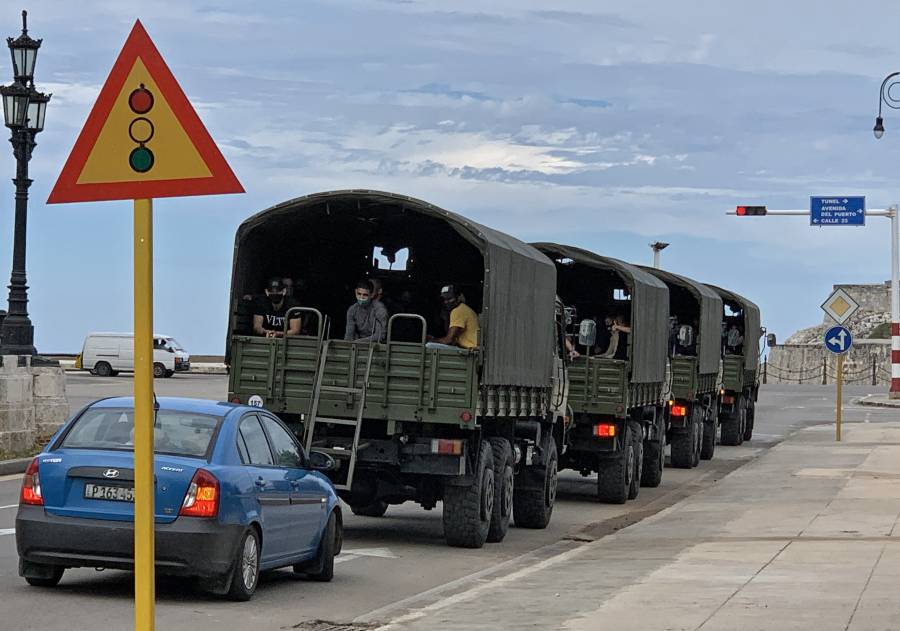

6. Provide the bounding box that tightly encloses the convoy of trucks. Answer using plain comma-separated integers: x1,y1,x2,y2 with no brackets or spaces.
226,189,762,549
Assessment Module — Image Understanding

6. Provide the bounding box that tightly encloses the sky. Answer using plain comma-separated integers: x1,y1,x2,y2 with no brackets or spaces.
2,0,900,354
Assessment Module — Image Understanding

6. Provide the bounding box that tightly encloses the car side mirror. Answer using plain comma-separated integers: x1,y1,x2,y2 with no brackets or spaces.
578,319,597,347
308,450,337,472
766,333,777,347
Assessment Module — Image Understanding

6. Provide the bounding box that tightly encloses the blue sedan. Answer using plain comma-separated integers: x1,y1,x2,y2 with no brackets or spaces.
16,397,342,600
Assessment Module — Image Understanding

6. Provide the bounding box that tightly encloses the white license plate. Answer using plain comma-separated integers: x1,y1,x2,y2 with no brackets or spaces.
84,483,134,502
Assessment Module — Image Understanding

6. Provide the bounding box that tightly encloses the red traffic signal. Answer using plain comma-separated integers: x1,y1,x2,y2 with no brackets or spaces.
736,205,767,216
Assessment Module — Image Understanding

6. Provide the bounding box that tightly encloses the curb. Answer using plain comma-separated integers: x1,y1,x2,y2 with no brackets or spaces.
855,395,900,408
0,457,31,476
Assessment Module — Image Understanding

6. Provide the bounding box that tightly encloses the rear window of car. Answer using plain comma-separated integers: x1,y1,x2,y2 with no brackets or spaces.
60,408,221,458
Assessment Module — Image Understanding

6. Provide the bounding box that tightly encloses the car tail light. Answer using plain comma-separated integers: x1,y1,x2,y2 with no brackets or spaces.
21,457,43,506
593,423,616,438
431,439,463,455
671,405,687,417
180,469,219,518
721,395,735,405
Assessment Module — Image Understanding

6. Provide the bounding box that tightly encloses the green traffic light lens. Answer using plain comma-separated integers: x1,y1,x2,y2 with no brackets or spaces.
129,146,154,173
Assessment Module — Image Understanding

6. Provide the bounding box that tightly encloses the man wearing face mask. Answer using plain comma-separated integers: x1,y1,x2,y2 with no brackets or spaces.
345,279,388,342
252,277,303,338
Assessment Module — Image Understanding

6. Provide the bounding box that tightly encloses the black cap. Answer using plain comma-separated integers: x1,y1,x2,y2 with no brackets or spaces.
440,284,457,298
267,277,285,291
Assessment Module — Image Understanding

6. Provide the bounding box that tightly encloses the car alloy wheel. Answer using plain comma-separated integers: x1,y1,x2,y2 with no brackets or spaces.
241,533,259,591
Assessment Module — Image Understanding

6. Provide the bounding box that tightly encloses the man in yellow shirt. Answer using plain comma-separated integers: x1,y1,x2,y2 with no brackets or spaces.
427,285,479,350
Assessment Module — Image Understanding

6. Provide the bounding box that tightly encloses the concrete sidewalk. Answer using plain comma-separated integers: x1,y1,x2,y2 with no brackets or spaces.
372,422,900,631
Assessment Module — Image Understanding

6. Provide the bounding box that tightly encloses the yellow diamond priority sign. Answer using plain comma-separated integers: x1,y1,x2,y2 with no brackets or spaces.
821,288,860,325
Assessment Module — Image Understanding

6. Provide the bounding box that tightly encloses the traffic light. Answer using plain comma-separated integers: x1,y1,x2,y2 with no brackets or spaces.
735,205,767,216
127,83,155,173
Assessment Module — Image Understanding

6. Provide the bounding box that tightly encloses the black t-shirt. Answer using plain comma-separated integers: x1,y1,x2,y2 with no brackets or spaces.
253,297,303,333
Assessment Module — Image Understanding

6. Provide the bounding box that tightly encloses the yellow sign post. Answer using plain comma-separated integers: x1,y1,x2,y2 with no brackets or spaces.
48,21,242,631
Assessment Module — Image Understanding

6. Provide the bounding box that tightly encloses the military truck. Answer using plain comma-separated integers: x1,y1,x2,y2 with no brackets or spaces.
640,267,723,467
226,190,569,548
706,285,761,445
532,243,669,504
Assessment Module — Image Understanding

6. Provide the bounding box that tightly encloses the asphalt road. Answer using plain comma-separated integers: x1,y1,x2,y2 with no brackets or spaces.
0,379,893,630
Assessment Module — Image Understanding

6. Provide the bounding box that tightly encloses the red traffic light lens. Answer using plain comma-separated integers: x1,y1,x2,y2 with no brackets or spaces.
736,206,747,216
129,86,154,114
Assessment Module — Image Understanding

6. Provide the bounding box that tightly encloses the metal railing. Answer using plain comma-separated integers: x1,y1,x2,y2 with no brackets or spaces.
761,355,887,385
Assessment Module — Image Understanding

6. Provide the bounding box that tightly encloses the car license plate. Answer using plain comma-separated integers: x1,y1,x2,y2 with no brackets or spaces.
84,483,134,502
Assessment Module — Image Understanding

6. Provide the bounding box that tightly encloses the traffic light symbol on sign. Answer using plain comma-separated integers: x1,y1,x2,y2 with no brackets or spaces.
128,84,154,173
736,205,767,216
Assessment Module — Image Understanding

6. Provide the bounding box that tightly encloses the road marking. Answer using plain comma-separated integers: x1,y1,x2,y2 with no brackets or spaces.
0,504,18,510
336,547,399,564
0,528,14,536
0,474,23,482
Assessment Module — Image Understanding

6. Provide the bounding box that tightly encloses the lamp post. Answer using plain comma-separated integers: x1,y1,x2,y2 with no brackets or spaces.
650,241,669,269
0,10,49,356
873,72,900,398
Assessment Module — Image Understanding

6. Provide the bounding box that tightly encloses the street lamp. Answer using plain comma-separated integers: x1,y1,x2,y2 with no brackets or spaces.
873,71,900,139
650,241,669,269
0,10,50,356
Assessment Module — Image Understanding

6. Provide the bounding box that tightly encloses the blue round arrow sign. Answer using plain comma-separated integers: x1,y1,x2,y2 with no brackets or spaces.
824,325,853,354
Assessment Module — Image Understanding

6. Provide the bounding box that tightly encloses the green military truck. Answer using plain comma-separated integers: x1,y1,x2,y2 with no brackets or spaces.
226,190,569,548
706,285,761,445
640,267,724,467
532,243,669,504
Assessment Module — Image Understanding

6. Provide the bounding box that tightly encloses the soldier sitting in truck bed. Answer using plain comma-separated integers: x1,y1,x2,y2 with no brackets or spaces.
426,284,479,350
345,279,389,343
252,277,303,338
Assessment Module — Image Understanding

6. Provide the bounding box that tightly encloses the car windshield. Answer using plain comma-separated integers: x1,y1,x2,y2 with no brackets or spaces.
164,338,184,351
60,408,220,458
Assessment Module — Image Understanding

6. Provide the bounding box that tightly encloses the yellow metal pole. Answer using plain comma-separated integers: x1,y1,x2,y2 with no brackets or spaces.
133,198,155,631
836,353,844,442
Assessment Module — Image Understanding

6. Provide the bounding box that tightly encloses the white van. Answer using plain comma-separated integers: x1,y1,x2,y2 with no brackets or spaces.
79,332,191,378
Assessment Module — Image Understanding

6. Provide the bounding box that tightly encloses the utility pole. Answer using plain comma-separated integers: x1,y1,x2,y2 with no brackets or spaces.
650,241,669,269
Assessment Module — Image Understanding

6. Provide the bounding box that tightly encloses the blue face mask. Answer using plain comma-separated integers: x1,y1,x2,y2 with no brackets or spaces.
357,298,370,306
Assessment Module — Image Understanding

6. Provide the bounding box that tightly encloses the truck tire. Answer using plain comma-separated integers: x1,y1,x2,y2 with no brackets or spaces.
487,438,513,543
597,424,633,504
443,440,494,548
627,421,643,500
743,398,755,442
641,413,665,488
701,418,716,460
513,436,558,529
670,407,695,469
153,363,166,379
350,500,388,517
720,401,743,446
691,407,703,467
94,361,112,377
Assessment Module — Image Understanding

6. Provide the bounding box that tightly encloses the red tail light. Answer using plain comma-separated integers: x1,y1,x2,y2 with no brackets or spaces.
180,469,219,518
20,457,43,506
721,395,735,405
229,395,241,404
671,405,687,417
431,439,463,455
593,423,616,438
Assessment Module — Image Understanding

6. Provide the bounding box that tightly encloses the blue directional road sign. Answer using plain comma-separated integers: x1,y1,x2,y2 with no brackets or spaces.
824,325,853,354
810,196,865,226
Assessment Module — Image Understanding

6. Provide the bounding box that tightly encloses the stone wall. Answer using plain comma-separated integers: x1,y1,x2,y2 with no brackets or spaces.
766,341,890,385
0,355,68,454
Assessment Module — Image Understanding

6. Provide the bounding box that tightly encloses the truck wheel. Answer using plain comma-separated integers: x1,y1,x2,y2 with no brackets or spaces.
597,425,633,504
513,436,558,529
742,398,755,442
350,500,388,517
701,418,716,460
670,408,694,469
627,421,643,500
94,361,112,377
720,402,743,446
691,407,703,467
443,440,494,548
641,413,665,488
487,438,513,543
153,363,166,379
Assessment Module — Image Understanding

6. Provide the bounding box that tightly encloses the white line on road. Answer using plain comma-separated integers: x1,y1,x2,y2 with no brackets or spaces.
0,528,14,536
0,504,18,510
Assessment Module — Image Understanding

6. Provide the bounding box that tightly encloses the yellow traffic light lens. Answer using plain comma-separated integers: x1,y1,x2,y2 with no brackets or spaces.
128,117,154,144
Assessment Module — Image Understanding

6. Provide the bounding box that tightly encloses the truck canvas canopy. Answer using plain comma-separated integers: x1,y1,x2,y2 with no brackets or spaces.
639,267,723,376
228,190,557,388
706,284,761,373
531,243,669,384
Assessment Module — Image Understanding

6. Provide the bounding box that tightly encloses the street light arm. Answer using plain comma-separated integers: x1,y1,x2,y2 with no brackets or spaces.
878,71,900,118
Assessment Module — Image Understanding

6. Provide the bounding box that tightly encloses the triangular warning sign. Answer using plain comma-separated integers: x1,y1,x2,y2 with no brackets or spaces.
48,20,243,204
